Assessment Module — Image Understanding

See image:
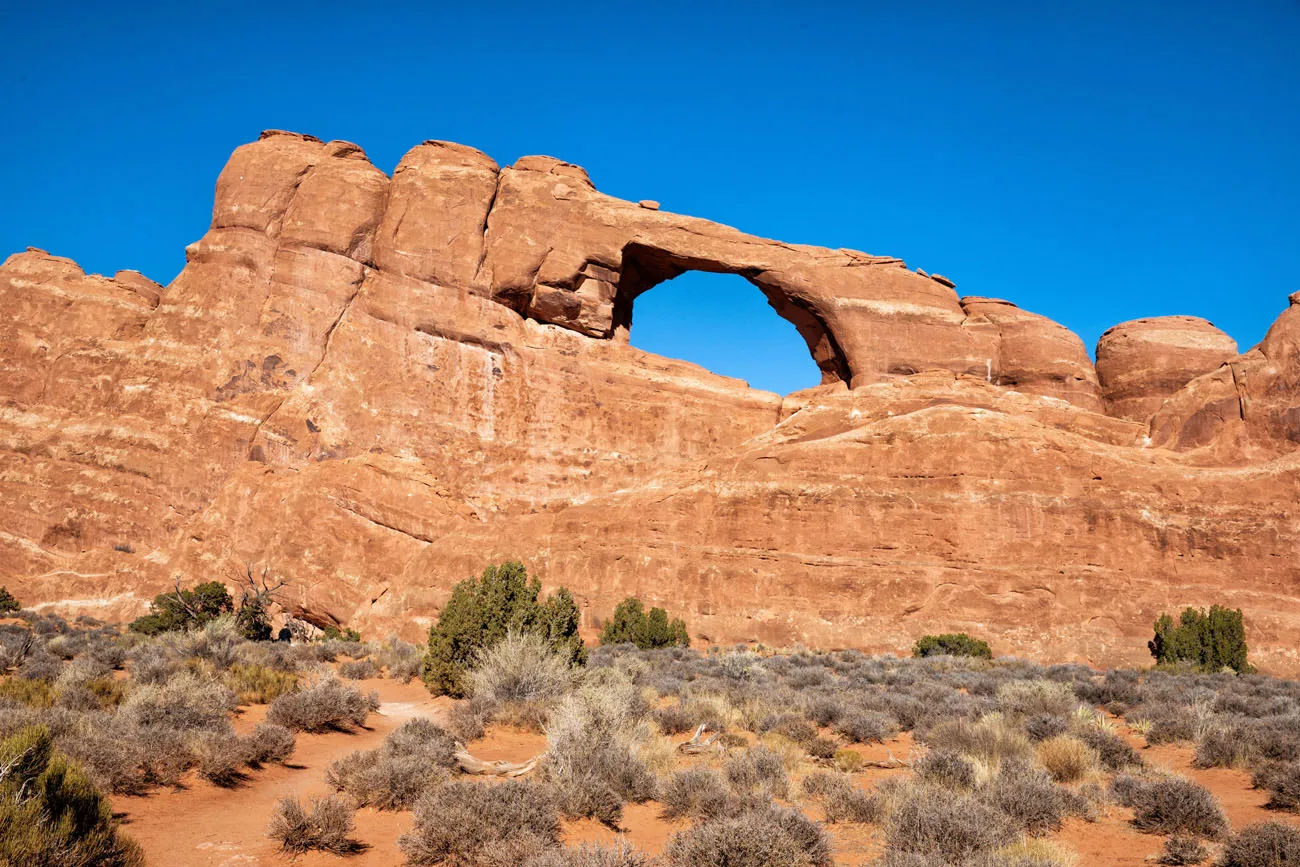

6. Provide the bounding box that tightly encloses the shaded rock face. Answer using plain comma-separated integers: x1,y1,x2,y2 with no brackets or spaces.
1,131,1297,673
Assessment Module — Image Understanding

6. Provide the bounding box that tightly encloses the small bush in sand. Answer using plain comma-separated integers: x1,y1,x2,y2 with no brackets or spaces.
327,718,458,810
660,766,730,821
1026,713,1071,743
1252,760,1300,812
915,748,977,789
118,671,236,732
835,708,899,745
1128,777,1229,839
1216,822,1300,867
1077,725,1144,771
986,759,1069,836
246,722,296,766
448,695,497,742
883,784,1018,864
266,675,378,732
399,780,561,866
194,732,252,786
525,839,655,867
725,744,790,799
471,630,578,707
653,703,695,735
338,657,380,680
834,748,865,773
267,793,361,854
1159,835,1209,865
1036,734,1098,783
800,770,879,824
664,804,833,867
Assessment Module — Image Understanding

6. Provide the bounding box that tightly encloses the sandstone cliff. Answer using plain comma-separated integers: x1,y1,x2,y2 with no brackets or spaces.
2,131,1297,671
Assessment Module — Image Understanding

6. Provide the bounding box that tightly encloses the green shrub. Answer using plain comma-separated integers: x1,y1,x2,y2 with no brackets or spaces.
0,725,144,866
321,625,362,642
0,676,55,708
1148,606,1250,673
129,581,233,635
422,561,585,698
234,595,272,641
0,586,20,614
912,633,993,659
598,597,689,649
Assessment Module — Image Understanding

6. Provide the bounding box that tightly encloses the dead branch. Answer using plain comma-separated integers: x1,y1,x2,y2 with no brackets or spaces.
677,723,721,755
454,746,539,777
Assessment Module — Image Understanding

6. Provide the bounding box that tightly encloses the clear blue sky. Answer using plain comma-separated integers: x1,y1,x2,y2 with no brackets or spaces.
3,2,1297,395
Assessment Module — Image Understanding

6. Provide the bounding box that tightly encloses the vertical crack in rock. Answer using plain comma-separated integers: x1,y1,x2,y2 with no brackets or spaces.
472,170,503,285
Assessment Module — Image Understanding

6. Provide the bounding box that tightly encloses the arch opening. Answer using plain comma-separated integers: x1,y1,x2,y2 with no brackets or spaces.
614,243,851,393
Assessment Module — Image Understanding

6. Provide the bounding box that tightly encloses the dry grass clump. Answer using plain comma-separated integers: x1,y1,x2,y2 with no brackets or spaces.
267,793,361,854
664,804,832,867
266,675,378,732
1216,821,1300,867
925,714,1033,768
222,662,298,704
1035,735,1098,783
327,718,458,809
398,780,561,866
997,679,1078,717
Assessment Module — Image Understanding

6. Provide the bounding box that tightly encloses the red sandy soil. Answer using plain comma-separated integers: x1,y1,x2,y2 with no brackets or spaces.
112,697,1300,867
113,677,448,867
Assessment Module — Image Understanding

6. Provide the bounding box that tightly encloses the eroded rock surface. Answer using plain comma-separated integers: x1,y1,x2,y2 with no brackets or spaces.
1,131,1297,672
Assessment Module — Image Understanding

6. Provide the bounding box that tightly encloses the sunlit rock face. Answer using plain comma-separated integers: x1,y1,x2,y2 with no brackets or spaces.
2,131,1297,672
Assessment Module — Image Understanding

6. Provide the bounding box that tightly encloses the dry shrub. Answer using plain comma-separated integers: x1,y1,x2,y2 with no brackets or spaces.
1252,760,1300,812
1159,835,1209,865
1077,725,1144,771
471,631,577,706
884,783,1018,864
117,671,236,732
835,709,898,745
986,759,1069,836
806,736,838,760
524,839,653,867
1129,777,1229,839
246,722,296,766
915,748,977,789
339,657,380,680
267,794,360,854
799,771,878,824
193,732,251,786
725,744,789,798
1216,822,1300,867
266,675,378,732
665,804,832,867
661,766,729,821
1036,735,1098,783
834,748,865,773
327,718,456,809
449,695,497,742
398,780,561,866
653,703,695,735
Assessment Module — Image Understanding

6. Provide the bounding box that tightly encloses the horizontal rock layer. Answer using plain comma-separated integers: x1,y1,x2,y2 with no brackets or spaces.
1,131,1296,672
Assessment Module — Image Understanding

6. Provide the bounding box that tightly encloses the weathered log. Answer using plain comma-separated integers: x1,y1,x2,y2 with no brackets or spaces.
676,723,721,755
454,746,539,777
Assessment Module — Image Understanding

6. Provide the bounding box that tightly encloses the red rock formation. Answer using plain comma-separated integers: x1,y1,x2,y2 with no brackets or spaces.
1,131,1297,672
1096,316,1239,422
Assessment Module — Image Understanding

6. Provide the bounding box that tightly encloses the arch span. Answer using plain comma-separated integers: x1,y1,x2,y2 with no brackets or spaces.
612,242,852,386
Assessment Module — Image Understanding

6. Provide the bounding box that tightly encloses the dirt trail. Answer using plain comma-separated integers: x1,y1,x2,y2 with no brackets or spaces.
113,677,448,867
